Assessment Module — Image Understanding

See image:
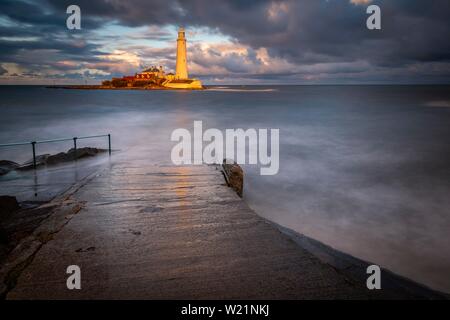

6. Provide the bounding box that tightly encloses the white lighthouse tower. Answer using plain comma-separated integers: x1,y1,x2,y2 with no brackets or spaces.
175,27,188,79
162,27,203,89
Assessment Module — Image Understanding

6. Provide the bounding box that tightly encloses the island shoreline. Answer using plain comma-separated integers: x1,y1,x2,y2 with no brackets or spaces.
45,85,206,90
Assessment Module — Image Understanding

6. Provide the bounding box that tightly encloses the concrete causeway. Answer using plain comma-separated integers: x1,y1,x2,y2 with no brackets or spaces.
1,160,435,299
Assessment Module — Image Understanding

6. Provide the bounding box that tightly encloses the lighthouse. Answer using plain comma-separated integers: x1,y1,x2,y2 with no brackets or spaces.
162,27,203,89
175,27,188,79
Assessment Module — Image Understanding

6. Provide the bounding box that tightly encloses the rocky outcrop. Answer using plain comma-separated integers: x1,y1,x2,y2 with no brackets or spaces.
0,196,19,221
0,196,20,262
0,160,19,176
16,147,107,170
18,155,50,170
222,159,244,197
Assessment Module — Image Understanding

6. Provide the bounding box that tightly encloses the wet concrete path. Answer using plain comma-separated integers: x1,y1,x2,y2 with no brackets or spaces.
4,161,375,299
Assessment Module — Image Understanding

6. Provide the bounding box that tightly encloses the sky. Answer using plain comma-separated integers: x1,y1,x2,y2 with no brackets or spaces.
0,0,450,85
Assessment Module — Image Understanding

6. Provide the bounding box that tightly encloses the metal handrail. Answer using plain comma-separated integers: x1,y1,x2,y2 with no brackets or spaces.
0,134,111,169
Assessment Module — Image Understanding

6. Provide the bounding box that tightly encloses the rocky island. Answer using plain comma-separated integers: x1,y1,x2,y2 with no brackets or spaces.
48,27,203,91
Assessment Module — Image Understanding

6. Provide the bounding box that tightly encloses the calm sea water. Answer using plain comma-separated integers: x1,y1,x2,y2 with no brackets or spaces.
1,85,450,292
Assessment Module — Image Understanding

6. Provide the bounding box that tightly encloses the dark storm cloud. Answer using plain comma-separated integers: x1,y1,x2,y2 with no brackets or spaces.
183,0,450,67
44,0,450,65
1,0,450,83
0,0,105,63
46,0,187,26
1,0,62,26
0,37,106,67
1,0,104,29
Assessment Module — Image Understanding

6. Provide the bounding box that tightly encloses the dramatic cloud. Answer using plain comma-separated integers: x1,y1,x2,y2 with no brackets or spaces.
0,0,449,84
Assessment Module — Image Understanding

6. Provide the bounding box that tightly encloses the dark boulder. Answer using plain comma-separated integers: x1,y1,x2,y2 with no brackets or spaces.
0,195,19,220
45,152,71,165
45,148,105,165
17,147,107,170
66,147,106,160
0,227,8,245
18,154,50,170
0,160,19,176
222,159,244,197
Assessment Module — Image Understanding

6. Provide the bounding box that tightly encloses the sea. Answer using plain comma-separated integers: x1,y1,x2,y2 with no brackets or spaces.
1,85,450,293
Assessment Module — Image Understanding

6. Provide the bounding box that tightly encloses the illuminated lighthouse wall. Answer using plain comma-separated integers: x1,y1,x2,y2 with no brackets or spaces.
162,27,203,89
175,27,188,79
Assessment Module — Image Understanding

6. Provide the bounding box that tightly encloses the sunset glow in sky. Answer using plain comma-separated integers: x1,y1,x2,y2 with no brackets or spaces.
1,0,450,84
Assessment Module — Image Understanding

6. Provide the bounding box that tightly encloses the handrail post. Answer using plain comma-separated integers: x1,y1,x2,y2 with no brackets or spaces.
108,134,111,156
31,141,36,169
73,137,77,160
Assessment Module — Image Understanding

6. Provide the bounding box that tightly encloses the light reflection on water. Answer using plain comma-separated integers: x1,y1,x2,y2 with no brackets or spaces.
1,85,450,292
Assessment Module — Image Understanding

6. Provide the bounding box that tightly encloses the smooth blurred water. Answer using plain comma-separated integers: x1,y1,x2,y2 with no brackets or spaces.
1,85,450,292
